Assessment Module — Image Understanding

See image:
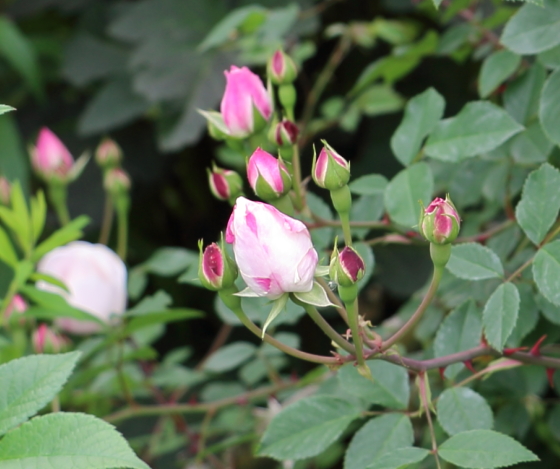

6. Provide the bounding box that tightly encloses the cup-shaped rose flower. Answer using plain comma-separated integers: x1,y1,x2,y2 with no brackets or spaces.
208,165,243,202
95,138,122,169
0,176,10,205
420,195,460,245
247,148,292,201
330,245,365,287
226,197,318,299
31,127,74,181
312,143,351,191
36,241,127,334
220,66,273,138
267,50,297,85
198,240,238,291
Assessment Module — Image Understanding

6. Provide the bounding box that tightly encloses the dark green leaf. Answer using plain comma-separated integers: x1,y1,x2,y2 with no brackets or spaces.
437,387,494,436
366,447,430,469
447,243,504,280
509,122,554,164
540,68,560,145
533,240,560,305
504,63,546,125
203,342,256,373
478,50,521,98
483,282,520,351
348,174,388,196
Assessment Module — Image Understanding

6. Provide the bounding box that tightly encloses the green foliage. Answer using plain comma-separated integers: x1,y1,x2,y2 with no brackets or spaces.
446,243,504,280
483,282,520,351
203,342,257,373
478,49,521,98
344,414,413,469
258,396,360,460
0,353,79,436
438,429,539,468
540,68,560,144
0,413,150,469
533,240,560,305
384,162,433,227
366,447,430,469
437,387,494,435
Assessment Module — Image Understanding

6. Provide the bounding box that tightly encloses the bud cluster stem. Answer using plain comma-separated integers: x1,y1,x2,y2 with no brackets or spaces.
290,145,304,211
115,195,130,261
330,186,353,246
218,287,339,365
48,182,70,226
339,284,371,380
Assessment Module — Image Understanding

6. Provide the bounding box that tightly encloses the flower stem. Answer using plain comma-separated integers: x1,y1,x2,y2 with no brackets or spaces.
301,302,355,354
382,266,443,351
291,144,304,211
115,195,130,261
218,288,340,365
418,372,441,469
48,182,70,226
98,195,114,245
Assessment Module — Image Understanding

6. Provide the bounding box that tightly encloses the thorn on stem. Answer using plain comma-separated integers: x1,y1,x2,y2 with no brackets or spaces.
464,360,476,374
530,335,547,357
503,346,528,356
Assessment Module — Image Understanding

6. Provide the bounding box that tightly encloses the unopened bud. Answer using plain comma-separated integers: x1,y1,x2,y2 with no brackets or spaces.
32,324,69,354
330,244,365,287
420,195,460,245
198,239,238,291
312,142,350,191
30,127,75,182
95,138,122,169
4,294,28,327
269,119,299,147
208,165,243,202
0,176,10,205
104,168,131,195
267,50,297,85
247,148,292,201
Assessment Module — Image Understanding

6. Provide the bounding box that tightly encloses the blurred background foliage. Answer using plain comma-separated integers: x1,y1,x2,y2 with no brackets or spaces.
0,0,501,364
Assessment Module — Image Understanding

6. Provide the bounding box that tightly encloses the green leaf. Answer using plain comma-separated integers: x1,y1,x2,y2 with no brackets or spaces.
447,243,504,280
483,282,520,351
391,87,445,166
0,115,28,194
198,5,266,51
348,174,388,196
0,226,17,268
516,163,560,245
504,63,546,125
424,101,523,162
507,283,539,346
533,240,560,305
124,309,203,335
437,387,493,436
30,190,46,243
540,68,560,145
366,447,430,469
258,396,360,461
439,429,539,468
0,412,150,469
337,360,410,409
0,105,15,116
344,414,414,469
32,215,90,261
384,162,433,228
538,43,560,69
434,300,482,379
143,247,197,276
0,17,43,99
536,292,560,324
0,352,80,436
509,121,554,164
350,56,420,96
478,50,521,98
354,85,404,117
78,77,149,136
20,285,104,324
355,242,375,291
501,0,560,54
203,342,256,373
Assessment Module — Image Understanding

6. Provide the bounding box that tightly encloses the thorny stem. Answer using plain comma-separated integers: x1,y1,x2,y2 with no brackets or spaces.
418,372,441,469
301,303,355,354
382,267,443,351
455,219,514,243
300,33,353,136
345,297,369,376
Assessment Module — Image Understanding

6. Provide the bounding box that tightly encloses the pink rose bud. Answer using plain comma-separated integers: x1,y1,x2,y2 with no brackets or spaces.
330,245,365,287
220,66,273,138
208,165,243,202
420,195,460,245
95,138,122,169
32,324,69,354
226,197,318,299
312,142,351,191
267,50,297,85
0,176,10,205
198,240,238,291
269,119,299,147
104,167,131,195
247,148,292,201
31,127,75,181
36,241,127,335
4,294,28,327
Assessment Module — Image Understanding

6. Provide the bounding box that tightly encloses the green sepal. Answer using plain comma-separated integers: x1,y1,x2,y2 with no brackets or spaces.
292,281,336,308
262,293,289,338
